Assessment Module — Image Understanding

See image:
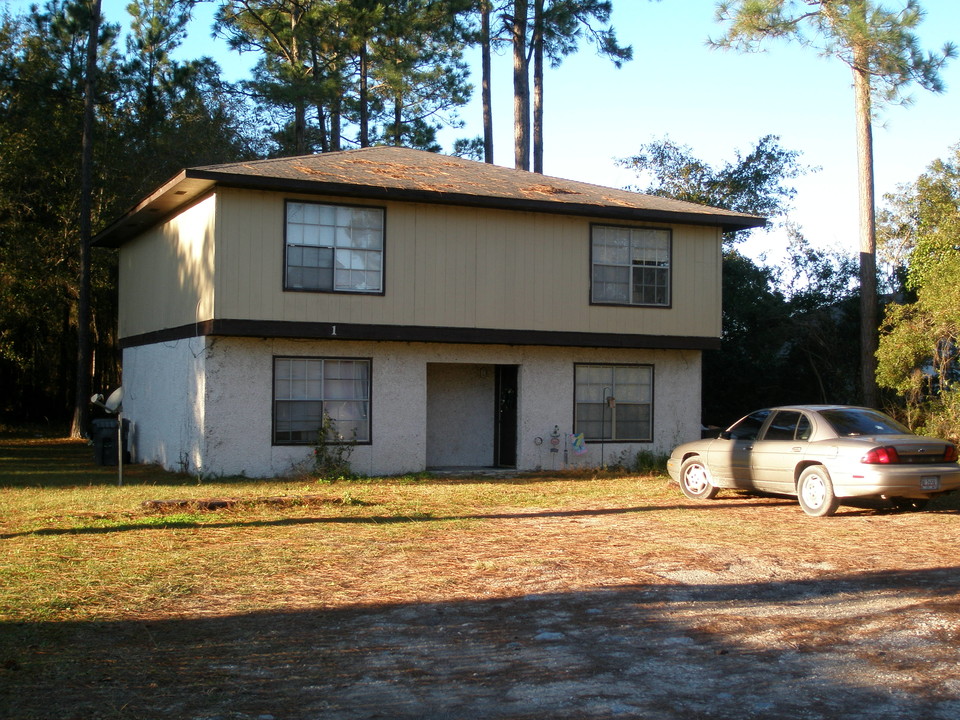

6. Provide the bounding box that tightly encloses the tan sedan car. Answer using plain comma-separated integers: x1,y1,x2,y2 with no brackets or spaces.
666,405,960,516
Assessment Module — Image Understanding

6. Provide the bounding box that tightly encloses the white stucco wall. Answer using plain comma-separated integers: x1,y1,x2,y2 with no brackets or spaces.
121,338,208,474
122,337,702,478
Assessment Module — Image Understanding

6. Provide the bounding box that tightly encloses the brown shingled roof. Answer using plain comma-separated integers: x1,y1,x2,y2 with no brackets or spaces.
94,146,765,247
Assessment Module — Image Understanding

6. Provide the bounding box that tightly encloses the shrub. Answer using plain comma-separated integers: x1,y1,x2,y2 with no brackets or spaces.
313,414,356,481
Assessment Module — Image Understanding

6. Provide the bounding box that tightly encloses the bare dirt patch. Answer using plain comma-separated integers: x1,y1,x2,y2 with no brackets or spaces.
4,482,960,719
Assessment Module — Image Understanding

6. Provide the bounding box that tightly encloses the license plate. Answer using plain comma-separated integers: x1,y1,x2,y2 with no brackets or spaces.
921,476,940,491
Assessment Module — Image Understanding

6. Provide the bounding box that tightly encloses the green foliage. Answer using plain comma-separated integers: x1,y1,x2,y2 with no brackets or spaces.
714,1,955,407
312,413,357,481
622,135,859,425
879,152,960,296
897,157,960,293
618,134,806,243
216,0,473,154
451,135,486,160
0,1,260,425
597,448,668,475
709,242,860,425
878,146,960,437
531,0,633,67
713,1,956,106
0,3,118,421
631,450,669,475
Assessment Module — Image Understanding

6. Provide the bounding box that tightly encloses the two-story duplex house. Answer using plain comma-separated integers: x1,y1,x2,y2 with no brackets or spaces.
94,146,764,477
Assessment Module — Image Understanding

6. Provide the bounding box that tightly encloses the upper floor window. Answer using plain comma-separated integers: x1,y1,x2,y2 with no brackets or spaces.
591,225,671,307
285,201,384,293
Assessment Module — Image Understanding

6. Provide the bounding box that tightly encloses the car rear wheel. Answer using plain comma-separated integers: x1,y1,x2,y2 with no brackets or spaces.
797,466,839,517
679,457,719,500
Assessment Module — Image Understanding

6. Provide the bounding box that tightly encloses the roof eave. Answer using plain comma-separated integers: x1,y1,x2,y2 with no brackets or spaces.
92,170,217,248
94,167,765,248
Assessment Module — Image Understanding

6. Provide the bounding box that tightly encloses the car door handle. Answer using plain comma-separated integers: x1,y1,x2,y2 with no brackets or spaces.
792,446,803,452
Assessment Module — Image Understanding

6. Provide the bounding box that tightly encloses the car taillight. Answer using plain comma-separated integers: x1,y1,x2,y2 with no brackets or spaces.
945,444,959,462
861,446,900,464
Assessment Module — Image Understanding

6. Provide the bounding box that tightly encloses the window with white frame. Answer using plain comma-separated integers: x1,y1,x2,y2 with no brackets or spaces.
591,225,671,306
285,201,384,293
574,364,653,442
273,357,371,445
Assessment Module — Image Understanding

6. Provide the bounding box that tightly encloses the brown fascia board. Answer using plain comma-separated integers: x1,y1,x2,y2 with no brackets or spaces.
94,166,766,248
120,318,722,352
92,171,217,248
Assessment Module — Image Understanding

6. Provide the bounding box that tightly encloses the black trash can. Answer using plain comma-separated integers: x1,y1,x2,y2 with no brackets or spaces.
92,418,130,466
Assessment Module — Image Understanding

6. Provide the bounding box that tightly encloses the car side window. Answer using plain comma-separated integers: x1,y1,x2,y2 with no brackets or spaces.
796,414,812,441
762,411,801,441
727,410,771,441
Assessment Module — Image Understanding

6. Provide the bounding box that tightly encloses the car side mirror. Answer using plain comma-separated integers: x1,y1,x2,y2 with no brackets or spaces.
719,430,732,440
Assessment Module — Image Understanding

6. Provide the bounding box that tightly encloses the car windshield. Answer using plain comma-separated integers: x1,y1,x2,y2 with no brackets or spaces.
818,408,911,437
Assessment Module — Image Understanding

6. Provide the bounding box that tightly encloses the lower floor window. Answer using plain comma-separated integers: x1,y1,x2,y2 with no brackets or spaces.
273,357,371,444
574,364,653,441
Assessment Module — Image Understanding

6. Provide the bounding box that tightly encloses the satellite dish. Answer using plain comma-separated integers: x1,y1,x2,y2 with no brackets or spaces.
88,387,127,486
91,387,123,414
104,387,123,413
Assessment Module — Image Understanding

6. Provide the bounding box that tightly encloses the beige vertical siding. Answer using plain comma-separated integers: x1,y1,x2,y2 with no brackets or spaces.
119,193,217,338
122,188,723,340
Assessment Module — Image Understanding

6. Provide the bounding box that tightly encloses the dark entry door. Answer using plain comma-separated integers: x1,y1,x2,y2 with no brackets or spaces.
494,365,518,467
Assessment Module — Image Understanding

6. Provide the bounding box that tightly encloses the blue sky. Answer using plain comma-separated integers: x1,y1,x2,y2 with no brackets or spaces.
6,0,960,262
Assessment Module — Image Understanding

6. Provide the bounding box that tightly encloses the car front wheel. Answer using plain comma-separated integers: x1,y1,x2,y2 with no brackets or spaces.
679,457,719,500
797,466,839,517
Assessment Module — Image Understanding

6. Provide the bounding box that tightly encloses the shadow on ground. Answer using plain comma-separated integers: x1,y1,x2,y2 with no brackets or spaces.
4,566,960,720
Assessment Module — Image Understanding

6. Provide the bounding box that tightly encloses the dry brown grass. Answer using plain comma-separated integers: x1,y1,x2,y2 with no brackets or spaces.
4,438,960,719
0,438,677,622
4,437,960,626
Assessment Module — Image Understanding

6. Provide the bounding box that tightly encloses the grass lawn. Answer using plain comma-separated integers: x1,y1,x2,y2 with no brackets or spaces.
4,434,960,719
0,435,678,624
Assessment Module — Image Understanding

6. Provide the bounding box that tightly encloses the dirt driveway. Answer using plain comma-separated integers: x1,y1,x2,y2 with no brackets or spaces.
6,489,960,719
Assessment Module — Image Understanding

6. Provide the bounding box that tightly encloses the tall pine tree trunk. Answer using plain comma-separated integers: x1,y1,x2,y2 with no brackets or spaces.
316,106,329,153
511,0,529,170
481,0,493,163
393,95,403,145
532,0,544,173
359,40,370,147
853,50,878,407
294,102,307,155
310,44,329,153
330,95,342,151
330,58,343,152
290,8,306,154
72,0,102,438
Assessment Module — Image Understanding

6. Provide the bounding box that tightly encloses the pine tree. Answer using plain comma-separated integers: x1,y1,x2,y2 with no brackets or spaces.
502,0,631,172
714,0,955,407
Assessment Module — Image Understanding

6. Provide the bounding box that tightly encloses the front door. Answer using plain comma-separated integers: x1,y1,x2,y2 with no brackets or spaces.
749,410,810,494
494,365,518,467
707,409,771,487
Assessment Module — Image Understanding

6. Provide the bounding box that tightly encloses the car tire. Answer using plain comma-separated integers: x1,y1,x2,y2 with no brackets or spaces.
679,457,719,500
890,497,930,512
797,466,840,517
